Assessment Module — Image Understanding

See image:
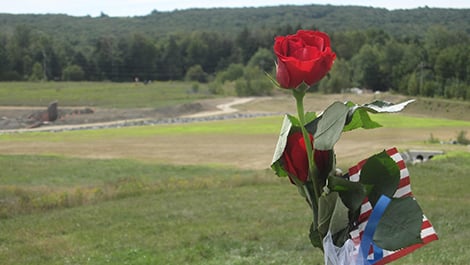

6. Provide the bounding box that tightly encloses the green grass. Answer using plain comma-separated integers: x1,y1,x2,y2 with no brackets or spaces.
2,113,470,143
371,113,470,128
0,182,322,265
0,81,214,108
0,152,470,264
0,155,323,264
0,154,247,186
393,152,470,265
0,154,267,217
0,116,284,143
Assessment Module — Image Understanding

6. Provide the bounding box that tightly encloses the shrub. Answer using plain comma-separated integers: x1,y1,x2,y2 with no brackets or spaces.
457,130,470,145
185,64,208,83
235,66,273,96
62,64,85,81
216,63,244,83
208,81,225,95
248,48,275,72
29,62,45,81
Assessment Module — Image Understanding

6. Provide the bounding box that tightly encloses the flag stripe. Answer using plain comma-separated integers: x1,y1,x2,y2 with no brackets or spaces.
347,148,438,264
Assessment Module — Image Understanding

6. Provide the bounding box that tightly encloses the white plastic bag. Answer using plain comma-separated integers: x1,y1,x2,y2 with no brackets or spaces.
323,231,364,265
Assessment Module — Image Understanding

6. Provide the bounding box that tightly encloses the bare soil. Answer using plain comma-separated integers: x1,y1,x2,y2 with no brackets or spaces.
0,99,227,130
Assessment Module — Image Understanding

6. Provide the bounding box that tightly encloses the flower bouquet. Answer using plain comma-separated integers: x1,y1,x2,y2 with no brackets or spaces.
269,30,438,265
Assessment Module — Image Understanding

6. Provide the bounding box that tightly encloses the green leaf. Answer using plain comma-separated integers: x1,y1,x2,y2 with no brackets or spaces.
331,226,351,248
318,192,339,237
270,160,288,178
374,197,423,250
286,114,301,127
309,222,323,250
264,71,281,88
357,109,381,129
329,194,350,237
327,176,367,212
343,99,415,132
271,115,292,165
359,150,401,206
318,191,351,247
304,111,317,125
313,101,349,150
344,106,382,132
304,116,319,136
270,115,292,177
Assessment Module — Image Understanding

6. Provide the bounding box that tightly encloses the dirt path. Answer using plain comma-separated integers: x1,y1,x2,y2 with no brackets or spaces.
182,97,256,118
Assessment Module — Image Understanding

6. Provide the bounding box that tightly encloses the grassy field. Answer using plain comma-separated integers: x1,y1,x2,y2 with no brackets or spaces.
1,81,470,264
0,152,469,264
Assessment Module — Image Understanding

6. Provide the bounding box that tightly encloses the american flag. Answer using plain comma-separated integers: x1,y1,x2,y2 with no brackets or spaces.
347,147,438,265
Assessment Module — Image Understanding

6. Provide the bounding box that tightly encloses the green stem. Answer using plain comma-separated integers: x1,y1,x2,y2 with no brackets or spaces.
292,89,321,211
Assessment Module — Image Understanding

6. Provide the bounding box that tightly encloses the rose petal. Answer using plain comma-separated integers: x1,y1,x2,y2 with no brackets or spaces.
282,132,313,183
291,46,321,61
297,30,325,51
276,59,291,88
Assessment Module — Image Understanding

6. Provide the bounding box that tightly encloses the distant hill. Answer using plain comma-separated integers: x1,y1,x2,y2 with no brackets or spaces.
0,5,468,42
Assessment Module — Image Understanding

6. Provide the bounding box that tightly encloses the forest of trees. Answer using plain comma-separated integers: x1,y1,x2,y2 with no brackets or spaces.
0,5,469,99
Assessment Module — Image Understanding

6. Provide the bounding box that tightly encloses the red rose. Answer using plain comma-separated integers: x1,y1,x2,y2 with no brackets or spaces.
282,131,333,185
314,149,333,184
274,30,336,89
282,132,312,184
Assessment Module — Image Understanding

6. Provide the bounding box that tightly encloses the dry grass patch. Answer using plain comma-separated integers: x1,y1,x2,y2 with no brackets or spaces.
1,124,469,170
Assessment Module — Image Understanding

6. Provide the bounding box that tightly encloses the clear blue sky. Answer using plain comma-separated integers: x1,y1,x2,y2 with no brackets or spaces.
1,0,469,17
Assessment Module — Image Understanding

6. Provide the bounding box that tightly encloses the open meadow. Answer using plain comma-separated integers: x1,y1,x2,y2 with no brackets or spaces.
1,82,470,264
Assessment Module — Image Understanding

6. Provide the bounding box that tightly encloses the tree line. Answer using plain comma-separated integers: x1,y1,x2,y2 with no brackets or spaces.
1,6,468,42
0,24,284,82
321,26,470,99
0,20,469,99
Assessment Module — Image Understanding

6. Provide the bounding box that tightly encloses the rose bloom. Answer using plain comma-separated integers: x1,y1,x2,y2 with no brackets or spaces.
274,30,336,89
282,132,312,183
282,132,332,184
